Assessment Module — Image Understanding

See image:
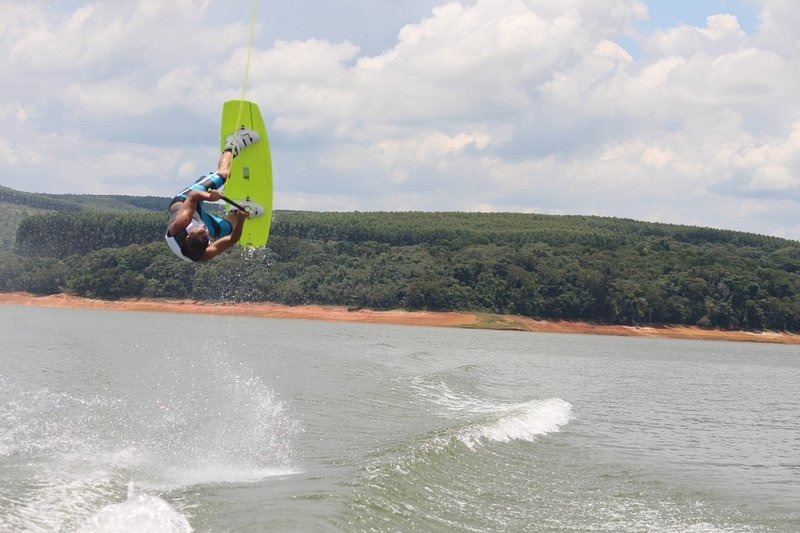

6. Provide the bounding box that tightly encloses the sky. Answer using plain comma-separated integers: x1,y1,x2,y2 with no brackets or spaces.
1,0,799,239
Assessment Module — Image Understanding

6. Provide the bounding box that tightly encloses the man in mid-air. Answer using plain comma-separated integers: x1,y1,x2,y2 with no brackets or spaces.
165,128,259,262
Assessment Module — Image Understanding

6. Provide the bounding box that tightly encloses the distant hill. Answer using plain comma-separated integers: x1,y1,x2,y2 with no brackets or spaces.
2,185,799,332
0,185,167,212
0,185,170,252
271,210,797,250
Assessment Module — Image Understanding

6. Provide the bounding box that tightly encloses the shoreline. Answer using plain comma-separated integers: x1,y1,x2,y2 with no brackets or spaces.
1,292,798,345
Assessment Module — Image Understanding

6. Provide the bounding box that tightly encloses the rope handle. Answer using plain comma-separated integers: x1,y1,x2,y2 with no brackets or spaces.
220,194,248,212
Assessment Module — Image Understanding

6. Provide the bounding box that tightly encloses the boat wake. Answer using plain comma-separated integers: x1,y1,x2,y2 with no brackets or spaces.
0,350,301,532
410,376,573,448
341,376,573,530
78,484,191,533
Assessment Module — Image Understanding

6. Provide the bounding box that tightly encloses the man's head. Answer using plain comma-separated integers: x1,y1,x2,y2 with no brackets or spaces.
182,226,210,261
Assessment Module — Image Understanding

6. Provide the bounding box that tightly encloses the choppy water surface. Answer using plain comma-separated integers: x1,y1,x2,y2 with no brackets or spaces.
1,305,798,531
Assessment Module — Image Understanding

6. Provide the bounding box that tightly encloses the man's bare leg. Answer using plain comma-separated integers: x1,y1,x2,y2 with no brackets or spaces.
216,150,234,180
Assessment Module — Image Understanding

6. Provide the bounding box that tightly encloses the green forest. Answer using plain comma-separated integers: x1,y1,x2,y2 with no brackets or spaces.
1,185,799,332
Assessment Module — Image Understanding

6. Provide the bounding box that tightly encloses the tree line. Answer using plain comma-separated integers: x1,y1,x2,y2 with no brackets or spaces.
1,209,799,332
0,184,166,212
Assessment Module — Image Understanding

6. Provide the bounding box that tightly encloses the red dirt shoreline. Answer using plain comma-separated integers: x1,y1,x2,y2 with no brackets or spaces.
1,292,798,345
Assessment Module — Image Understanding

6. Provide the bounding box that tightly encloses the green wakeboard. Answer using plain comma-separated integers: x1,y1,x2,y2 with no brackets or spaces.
219,100,273,247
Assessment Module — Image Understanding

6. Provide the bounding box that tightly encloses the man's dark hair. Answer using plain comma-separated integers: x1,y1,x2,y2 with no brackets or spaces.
182,232,209,261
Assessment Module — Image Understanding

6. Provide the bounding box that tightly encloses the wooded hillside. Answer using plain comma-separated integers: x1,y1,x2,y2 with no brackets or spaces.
1,186,798,332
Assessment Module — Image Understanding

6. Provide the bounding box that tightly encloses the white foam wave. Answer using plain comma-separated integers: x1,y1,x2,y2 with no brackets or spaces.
78,484,191,533
140,358,302,489
156,464,297,489
0,354,302,531
411,377,573,448
458,397,573,448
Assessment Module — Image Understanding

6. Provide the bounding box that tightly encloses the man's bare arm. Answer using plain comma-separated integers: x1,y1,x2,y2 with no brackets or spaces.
168,190,221,235
200,210,248,261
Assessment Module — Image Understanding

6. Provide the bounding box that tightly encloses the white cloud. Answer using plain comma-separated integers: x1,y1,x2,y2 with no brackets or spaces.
752,0,800,51
730,123,800,192
642,14,745,57
323,130,491,174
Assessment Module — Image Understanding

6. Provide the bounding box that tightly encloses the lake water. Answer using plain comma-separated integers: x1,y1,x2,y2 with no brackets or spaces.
0,305,798,532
